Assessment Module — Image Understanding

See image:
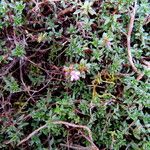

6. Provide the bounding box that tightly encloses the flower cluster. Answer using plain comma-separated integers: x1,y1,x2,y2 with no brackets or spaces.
64,59,91,82
63,65,81,81
70,70,80,81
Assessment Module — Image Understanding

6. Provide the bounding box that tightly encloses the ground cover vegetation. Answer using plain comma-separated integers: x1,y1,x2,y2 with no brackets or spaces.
0,0,150,149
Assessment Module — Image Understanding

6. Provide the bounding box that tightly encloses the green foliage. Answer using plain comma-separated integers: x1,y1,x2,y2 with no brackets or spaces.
12,44,25,57
3,76,21,93
0,0,149,149
0,0,25,27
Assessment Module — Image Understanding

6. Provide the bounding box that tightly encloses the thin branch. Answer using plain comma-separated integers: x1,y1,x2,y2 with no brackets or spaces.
17,121,99,150
17,124,47,146
0,59,18,78
60,144,92,150
19,59,35,102
127,0,138,72
57,7,74,18
127,0,144,80
52,121,93,141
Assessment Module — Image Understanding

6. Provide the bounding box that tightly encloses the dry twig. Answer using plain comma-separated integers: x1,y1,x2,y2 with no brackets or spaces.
60,143,97,150
17,121,99,150
57,7,74,18
127,0,144,80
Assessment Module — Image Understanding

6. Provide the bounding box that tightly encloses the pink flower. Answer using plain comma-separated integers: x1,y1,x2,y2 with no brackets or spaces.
70,70,80,81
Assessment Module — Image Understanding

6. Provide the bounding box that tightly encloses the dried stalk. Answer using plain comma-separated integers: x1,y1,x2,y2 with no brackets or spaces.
17,121,98,150
127,0,144,80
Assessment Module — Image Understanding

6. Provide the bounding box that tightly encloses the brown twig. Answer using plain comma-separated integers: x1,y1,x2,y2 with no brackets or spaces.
127,0,144,80
24,56,49,74
127,0,137,72
17,121,98,150
144,14,150,25
60,143,95,150
0,58,18,78
57,7,75,18
17,124,47,146
19,59,35,102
